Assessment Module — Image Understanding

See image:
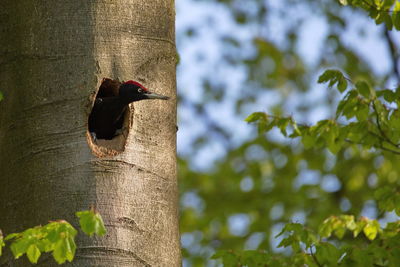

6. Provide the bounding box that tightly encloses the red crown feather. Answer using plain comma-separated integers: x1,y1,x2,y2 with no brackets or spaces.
123,80,148,91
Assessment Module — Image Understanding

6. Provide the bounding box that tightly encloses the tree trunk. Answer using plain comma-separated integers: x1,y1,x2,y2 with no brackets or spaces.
0,0,179,266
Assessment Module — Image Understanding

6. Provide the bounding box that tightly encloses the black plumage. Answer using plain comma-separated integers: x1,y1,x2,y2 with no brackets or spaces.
88,80,169,140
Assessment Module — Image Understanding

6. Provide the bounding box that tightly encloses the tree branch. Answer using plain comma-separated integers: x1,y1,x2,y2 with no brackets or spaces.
384,28,400,83
371,100,400,148
345,138,400,155
310,246,323,267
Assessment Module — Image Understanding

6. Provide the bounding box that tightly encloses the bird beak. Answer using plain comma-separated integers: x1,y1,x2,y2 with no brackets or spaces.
145,91,170,100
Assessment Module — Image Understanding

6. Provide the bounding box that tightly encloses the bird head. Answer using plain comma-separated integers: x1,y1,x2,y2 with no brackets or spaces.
119,80,169,103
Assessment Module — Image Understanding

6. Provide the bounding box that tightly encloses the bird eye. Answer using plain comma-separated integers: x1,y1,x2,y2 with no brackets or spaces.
138,88,143,93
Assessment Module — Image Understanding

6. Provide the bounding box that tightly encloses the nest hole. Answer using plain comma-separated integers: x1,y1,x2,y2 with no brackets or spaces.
87,78,132,157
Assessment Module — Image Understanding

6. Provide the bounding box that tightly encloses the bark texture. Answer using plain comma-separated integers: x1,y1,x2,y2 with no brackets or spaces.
0,0,179,266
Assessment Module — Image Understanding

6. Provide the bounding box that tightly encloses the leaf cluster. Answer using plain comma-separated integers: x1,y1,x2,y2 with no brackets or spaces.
0,210,106,265
207,70,400,265
76,210,106,237
246,69,400,155
340,0,400,30
213,217,400,266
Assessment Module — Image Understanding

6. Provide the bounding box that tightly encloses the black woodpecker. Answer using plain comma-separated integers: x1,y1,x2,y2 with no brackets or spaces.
88,80,169,140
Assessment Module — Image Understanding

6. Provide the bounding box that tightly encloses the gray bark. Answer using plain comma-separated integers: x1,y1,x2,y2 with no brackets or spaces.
0,0,179,266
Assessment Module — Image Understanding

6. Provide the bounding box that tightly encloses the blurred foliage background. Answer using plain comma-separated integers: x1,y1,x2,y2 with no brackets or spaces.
176,0,400,265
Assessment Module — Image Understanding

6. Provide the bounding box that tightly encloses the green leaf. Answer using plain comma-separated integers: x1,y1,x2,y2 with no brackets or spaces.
51,235,76,264
4,220,79,265
385,12,393,29
353,220,367,237
76,210,106,237
381,0,395,9
383,89,396,102
375,186,395,212
338,78,347,93
276,223,304,237
245,112,266,123
244,112,274,134
10,238,30,259
334,225,347,239
369,7,379,20
393,4,400,30
211,250,238,266
315,242,342,265
325,124,342,154
4,233,20,241
66,236,76,262
279,235,302,252
52,239,68,264
318,69,348,92
336,99,347,117
394,195,400,216
373,100,388,124
363,219,380,240
383,221,400,238
319,219,333,238
241,250,270,266
317,69,335,84
355,81,371,98
341,215,356,230
26,244,41,264
374,11,393,29
0,91,3,102
302,133,315,149
276,223,317,252
339,90,359,119
292,122,302,136
0,231,4,257
277,118,290,136
355,104,369,121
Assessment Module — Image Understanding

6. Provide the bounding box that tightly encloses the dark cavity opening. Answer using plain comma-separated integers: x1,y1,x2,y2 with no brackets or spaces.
88,78,131,153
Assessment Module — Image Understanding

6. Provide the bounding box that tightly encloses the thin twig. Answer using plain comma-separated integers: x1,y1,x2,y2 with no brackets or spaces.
376,145,400,155
345,139,400,155
310,245,323,267
344,76,354,85
384,28,400,83
371,100,400,148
